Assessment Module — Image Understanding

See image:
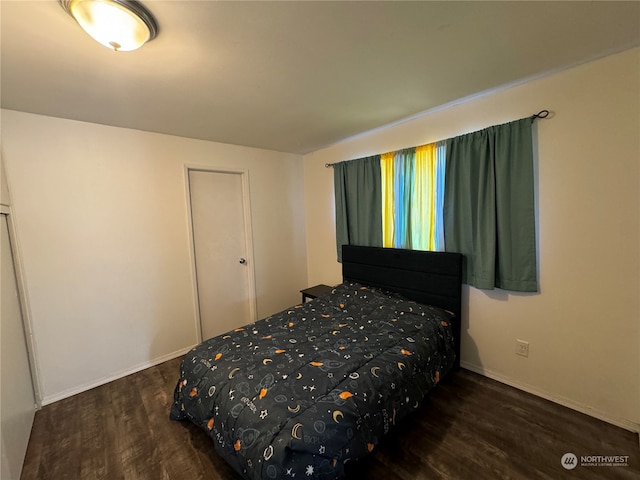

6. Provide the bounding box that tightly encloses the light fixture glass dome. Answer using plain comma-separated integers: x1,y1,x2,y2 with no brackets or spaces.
60,0,158,51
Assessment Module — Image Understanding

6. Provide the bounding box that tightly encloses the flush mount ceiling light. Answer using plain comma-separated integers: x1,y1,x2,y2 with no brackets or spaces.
59,0,158,51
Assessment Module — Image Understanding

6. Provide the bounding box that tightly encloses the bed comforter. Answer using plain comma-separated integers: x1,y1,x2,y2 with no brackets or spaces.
170,282,456,480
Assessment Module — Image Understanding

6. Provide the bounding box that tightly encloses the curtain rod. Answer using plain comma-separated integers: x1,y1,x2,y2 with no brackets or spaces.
324,109,550,168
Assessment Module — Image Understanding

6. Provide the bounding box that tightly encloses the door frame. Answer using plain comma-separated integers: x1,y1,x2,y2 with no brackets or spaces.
183,165,258,343
1,204,42,408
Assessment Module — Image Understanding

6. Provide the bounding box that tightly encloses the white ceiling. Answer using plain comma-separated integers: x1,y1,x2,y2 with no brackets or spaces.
2,1,639,154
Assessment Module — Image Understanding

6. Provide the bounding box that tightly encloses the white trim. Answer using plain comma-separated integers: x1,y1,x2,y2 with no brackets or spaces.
460,361,640,434
1,207,43,409
41,346,193,406
183,164,259,344
183,165,204,343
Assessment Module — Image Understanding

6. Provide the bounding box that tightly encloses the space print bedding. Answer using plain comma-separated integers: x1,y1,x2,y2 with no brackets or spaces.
170,281,456,480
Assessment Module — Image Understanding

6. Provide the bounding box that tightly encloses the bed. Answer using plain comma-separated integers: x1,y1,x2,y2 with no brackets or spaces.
170,245,463,480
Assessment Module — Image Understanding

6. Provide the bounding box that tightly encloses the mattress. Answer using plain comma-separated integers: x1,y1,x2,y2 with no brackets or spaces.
170,282,456,480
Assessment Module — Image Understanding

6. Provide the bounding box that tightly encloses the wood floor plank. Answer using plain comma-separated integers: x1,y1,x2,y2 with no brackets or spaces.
78,386,113,480
20,359,639,480
135,358,219,479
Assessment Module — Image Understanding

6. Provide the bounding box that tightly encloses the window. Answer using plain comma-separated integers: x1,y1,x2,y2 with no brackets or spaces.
334,116,538,292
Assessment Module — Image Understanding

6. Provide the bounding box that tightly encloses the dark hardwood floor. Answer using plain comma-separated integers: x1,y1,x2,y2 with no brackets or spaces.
20,356,638,480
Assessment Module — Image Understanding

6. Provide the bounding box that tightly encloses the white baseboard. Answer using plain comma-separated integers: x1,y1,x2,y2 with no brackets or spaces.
460,361,640,435
41,346,194,406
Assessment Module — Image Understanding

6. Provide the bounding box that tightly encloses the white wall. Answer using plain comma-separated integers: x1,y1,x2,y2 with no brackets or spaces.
1,111,308,404
303,48,640,431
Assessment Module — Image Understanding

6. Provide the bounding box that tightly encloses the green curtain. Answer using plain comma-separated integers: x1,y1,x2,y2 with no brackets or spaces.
334,156,383,261
444,118,537,291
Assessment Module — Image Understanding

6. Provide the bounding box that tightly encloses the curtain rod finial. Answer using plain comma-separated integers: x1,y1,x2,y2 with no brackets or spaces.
531,109,550,120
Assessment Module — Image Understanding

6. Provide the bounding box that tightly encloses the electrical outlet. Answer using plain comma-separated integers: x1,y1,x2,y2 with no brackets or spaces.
516,339,529,357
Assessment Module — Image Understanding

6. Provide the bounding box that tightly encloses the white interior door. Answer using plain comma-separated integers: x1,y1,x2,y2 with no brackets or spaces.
1,212,36,480
189,169,256,340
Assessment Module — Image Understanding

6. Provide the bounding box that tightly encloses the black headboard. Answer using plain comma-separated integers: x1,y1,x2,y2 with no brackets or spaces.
342,245,463,368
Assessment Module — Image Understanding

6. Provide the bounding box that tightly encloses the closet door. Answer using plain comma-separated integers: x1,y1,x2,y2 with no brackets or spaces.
188,169,256,340
1,211,36,480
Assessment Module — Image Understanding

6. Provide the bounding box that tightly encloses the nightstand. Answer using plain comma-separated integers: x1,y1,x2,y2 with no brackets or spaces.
300,284,333,303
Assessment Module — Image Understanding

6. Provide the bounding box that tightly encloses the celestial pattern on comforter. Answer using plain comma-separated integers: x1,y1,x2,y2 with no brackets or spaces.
170,282,456,480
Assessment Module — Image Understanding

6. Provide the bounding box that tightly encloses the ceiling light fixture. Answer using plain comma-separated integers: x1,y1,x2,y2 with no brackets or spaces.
59,0,158,52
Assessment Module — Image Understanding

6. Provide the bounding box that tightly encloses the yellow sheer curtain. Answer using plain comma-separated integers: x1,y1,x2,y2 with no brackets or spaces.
380,152,395,248
412,144,437,250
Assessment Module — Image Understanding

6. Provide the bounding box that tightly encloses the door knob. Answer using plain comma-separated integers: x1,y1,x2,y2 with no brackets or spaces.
239,258,246,264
